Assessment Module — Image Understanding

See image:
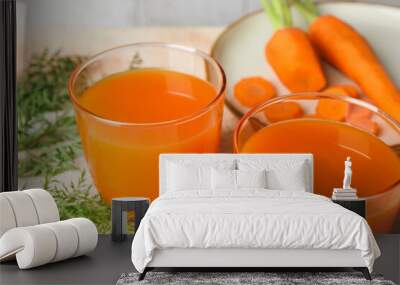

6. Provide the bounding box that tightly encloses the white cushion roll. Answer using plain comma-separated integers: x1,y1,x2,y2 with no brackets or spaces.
64,218,98,257
0,192,39,227
42,221,79,262
0,226,57,269
23,189,60,223
0,196,16,237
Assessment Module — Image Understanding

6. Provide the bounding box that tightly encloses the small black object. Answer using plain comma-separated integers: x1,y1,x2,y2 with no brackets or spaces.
112,197,150,242
138,267,151,281
332,199,366,218
0,0,18,193
354,267,372,280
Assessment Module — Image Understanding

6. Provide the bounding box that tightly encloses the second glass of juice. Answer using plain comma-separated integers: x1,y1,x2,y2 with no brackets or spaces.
68,43,225,202
234,94,400,233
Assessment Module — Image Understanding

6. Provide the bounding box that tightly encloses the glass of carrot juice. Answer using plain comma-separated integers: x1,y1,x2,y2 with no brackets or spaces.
234,93,400,233
68,43,226,203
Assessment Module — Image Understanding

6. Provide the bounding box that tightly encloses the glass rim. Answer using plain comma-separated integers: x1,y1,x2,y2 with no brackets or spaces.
68,42,226,127
233,92,400,152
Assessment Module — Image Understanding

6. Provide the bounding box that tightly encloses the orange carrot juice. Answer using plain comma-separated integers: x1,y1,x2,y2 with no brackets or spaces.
239,119,400,233
74,69,224,202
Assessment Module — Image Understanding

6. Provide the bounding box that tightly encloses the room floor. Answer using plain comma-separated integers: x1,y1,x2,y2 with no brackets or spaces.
0,236,133,285
1,235,398,285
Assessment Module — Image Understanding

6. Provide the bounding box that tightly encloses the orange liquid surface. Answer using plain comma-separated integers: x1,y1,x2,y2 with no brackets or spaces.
241,119,400,232
76,69,223,202
79,69,217,123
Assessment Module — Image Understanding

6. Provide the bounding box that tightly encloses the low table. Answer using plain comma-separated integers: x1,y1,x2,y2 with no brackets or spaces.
112,197,150,242
332,198,366,218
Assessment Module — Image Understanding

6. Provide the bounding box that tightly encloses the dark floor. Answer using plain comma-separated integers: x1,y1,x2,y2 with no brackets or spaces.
1,234,399,285
0,235,134,285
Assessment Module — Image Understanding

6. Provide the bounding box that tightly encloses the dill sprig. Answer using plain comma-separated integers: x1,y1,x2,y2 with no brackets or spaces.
17,50,85,151
18,50,144,234
17,50,85,175
45,171,111,234
17,50,111,233
18,139,82,177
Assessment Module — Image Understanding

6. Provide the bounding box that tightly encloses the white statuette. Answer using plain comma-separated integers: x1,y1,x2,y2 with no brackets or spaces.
342,157,353,190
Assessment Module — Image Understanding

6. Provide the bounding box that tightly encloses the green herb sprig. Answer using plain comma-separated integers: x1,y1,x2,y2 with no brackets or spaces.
17,50,85,176
17,50,111,233
45,171,111,234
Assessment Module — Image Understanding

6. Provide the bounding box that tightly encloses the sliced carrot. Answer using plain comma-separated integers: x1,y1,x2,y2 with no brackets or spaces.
347,116,380,135
265,102,304,123
346,102,373,120
323,85,359,98
316,99,348,121
302,114,322,119
234,77,277,108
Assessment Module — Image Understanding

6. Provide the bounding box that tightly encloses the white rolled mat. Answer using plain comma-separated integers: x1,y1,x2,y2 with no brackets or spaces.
0,226,57,269
65,218,98,257
0,192,39,227
42,221,79,262
0,196,17,237
23,189,60,223
0,218,98,269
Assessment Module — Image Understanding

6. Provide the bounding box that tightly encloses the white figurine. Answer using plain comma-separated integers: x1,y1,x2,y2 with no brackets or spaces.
342,157,352,190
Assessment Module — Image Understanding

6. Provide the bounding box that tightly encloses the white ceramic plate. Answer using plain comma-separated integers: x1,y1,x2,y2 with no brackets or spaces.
211,1,400,117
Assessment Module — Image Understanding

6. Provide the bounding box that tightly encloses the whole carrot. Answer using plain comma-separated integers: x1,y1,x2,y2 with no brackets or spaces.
262,0,326,92
295,0,400,122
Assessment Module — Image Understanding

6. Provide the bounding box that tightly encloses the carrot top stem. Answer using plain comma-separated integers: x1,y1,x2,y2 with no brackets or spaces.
261,0,293,30
294,0,319,23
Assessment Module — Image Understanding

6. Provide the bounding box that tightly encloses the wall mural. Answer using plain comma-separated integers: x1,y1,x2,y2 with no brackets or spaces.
16,1,400,235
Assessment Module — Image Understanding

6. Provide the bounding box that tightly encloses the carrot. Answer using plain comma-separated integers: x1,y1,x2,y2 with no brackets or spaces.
345,98,376,133
234,76,277,108
265,102,304,123
316,99,348,121
295,0,400,122
261,0,326,92
346,100,373,120
317,84,358,121
347,116,380,135
302,114,322,119
324,85,359,98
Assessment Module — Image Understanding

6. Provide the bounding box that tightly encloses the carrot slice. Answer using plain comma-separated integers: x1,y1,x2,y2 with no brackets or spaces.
234,77,277,108
316,99,348,121
265,102,304,123
323,85,359,98
302,114,322,119
346,102,373,120
347,116,380,135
